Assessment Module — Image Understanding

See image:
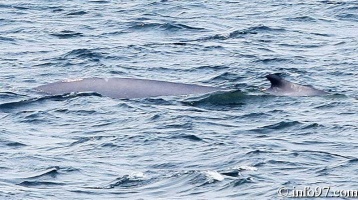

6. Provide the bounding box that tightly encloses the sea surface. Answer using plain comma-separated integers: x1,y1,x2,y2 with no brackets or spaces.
0,0,357,199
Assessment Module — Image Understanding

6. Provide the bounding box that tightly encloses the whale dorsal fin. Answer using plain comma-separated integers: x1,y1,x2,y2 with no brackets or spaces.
264,73,327,96
266,73,286,88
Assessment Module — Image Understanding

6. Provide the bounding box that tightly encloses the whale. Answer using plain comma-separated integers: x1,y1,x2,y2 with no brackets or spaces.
263,73,327,96
35,78,222,99
35,74,327,99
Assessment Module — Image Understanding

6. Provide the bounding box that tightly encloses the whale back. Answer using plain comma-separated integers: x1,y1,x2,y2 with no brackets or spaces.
36,78,221,99
265,74,327,96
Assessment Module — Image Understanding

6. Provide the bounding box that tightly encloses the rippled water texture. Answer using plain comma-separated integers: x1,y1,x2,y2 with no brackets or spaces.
0,0,357,199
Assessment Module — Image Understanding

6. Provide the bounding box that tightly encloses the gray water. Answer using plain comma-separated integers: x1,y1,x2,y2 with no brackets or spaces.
0,0,357,199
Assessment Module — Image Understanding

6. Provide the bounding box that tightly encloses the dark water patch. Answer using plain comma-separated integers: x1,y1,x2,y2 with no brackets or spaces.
170,133,203,142
301,123,324,129
68,136,113,147
246,149,274,156
172,42,188,46
231,177,254,187
182,90,247,107
105,174,147,189
51,30,83,39
221,169,240,178
192,65,230,74
18,181,64,187
336,13,358,22
209,72,245,83
278,43,323,48
250,121,302,133
6,141,26,147
311,32,333,37
0,92,27,99
0,93,102,112
151,163,178,169
101,142,119,148
254,57,290,64
296,150,354,160
66,11,87,16
89,0,110,3
52,8,64,12
18,110,57,124
200,25,286,41
285,16,317,22
317,158,358,176
129,22,205,32
162,120,193,130
15,167,65,188
266,159,299,167
25,167,60,179
149,114,161,120
140,98,175,106
241,112,270,118
319,0,346,5
0,4,11,9
12,5,30,10
0,36,16,42
62,49,105,62
161,23,205,31
314,102,342,109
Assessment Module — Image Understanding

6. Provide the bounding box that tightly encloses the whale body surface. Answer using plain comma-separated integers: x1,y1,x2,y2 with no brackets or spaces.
36,74,327,99
264,74,327,96
36,78,221,99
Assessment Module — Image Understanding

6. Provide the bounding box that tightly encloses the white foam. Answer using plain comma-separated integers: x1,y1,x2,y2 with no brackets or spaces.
62,78,83,83
129,171,145,179
235,165,258,171
205,170,224,181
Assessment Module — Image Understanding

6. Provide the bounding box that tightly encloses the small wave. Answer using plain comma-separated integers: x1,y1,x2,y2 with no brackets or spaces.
336,13,358,22
181,170,224,186
12,5,29,10
250,121,302,133
129,22,205,32
68,135,112,147
25,167,60,179
0,92,102,111
66,11,87,16
231,177,254,187
319,0,345,5
50,30,83,39
62,48,105,62
285,16,317,22
254,57,290,63
18,181,64,187
104,172,147,189
208,72,244,83
89,0,110,3
301,123,324,129
52,8,64,12
0,92,27,99
170,134,203,142
5,141,27,147
0,36,16,43
14,167,65,188
235,165,258,171
220,166,257,178
199,25,285,41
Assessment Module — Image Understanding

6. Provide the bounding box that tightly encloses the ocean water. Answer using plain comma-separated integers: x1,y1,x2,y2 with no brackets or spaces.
0,0,357,199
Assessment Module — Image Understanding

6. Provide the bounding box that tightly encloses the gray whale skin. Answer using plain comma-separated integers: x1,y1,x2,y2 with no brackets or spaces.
35,74,327,99
263,74,327,96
